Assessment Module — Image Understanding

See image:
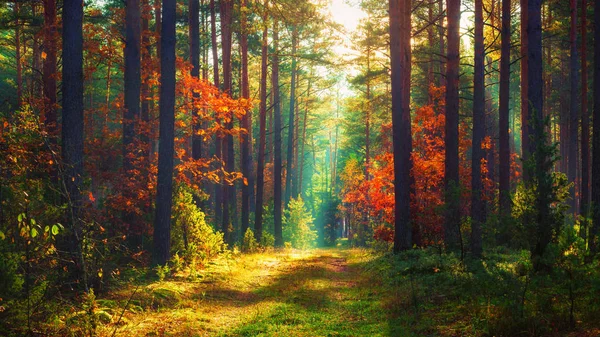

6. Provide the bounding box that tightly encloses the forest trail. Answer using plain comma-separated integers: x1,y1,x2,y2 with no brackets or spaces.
100,248,391,337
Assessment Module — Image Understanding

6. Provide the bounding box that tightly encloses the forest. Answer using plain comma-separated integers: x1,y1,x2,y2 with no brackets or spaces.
1,0,600,335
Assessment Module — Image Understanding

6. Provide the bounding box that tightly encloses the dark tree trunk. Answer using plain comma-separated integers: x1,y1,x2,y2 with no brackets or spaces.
499,0,511,215
273,19,283,247
43,0,58,143
528,0,551,267
153,0,176,266
568,0,579,213
15,3,22,111
210,0,222,227
444,0,461,249
220,0,234,243
62,0,86,283
581,0,590,239
285,26,298,207
240,0,252,236
123,0,142,242
521,0,530,176
438,0,445,88
254,0,269,243
190,0,201,163
591,0,600,254
390,0,412,252
471,0,485,258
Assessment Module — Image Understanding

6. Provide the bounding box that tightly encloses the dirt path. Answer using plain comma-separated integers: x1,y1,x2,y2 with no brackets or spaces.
97,249,389,337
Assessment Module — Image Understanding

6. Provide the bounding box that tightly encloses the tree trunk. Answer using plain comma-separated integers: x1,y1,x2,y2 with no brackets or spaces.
580,0,590,239
444,0,461,249
568,0,579,213
471,0,485,258
390,0,412,252
272,19,283,247
15,2,22,111
521,0,530,176
211,0,222,227
499,0,511,216
240,0,252,236
591,0,600,254
43,0,58,142
220,0,234,243
254,0,268,243
123,0,142,241
285,26,298,207
153,0,176,266
62,0,86,283
190,0,201,162
528,0,551,268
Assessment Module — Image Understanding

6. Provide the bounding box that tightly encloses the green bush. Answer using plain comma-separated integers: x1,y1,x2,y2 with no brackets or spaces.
171,184,226,266
242,228,258,253
283,197,317,249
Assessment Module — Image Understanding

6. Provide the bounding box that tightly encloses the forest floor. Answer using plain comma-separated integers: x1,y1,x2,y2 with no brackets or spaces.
94,248,392,337
67,247,600,337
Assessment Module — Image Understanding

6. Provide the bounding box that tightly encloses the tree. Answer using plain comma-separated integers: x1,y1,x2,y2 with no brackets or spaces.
190,0,202,169
520,0,530,176
123,0,142,241
499,0,511,215
592,0,600,254
444,0,461,249
240,0,252,237
273,18,283,247
43,0,58,144
153,0,176,266
62,0,85,280
567,0,579,213
389,0,412,252
285,26,298,206
254,0,269,243
471,0,485,258
580,0,590,239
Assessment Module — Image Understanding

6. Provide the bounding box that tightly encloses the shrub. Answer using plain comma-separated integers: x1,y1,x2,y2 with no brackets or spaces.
283,197,317,249
242,228,258,253
171,184,226,266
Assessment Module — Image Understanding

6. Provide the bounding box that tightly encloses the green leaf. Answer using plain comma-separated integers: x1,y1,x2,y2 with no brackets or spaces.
18,213,24,222
51,225,60,236
31,228,38,238
30,218,36,226
0,230,5,240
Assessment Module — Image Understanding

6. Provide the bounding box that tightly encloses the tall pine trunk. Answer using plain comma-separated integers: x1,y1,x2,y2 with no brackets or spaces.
390,0,412,252
471,0,485,258
444,0,461,249
254,0,269,242
153,0,176,266
272,19,283,247
499,0,511,215
240,0,252,236
591,0,600,254
568,0,579,213
521,0,530,175
62,0,86,283
285,26,298,206
581,0,590,239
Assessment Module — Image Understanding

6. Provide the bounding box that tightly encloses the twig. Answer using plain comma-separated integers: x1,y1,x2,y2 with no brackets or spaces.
110,285,140,337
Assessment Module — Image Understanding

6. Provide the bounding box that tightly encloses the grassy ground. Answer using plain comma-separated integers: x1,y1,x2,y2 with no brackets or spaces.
92,248,390,337
50,247,600,337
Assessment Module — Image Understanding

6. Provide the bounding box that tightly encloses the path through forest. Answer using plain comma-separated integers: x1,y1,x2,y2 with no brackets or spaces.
100,249,392,336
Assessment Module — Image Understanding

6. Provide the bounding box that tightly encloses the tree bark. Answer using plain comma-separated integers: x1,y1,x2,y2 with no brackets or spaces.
568,0,579,213
591,0,600,254
273,19,283,247
62,0,85,282
471,0,485,258
285,26,298,207
581,0,590,239
521,0,530,177
499,0,511,216
444,0,461,249
240,0,252,236
390,0,412,252
43,0,58,143
153,0,176,266
254,0,269,243
15,2,22,111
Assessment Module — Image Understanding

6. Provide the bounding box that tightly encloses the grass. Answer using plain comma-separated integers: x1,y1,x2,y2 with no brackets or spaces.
45,247,600,337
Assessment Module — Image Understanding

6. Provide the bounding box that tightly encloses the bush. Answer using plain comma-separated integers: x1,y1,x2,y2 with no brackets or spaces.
260,232,275,248
283,197,317,249
171,184,226,266
242,228,258,253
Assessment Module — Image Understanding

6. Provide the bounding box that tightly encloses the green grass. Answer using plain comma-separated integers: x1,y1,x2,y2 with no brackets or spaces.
46,247,600,336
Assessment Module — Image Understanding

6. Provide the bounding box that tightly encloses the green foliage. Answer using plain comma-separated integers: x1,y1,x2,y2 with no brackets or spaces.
154,264,170,282
260,232,275,248
242,228,259,253
283,197,317,249
171,184,226,266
